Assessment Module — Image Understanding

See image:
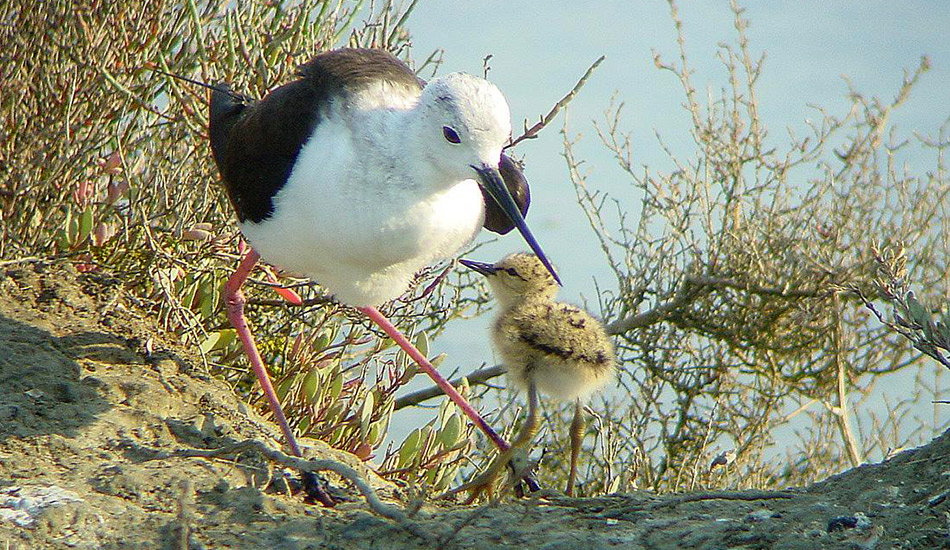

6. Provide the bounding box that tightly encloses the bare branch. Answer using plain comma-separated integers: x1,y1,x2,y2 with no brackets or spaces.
395,364,506,409
147,439,410,522
506,55,605,150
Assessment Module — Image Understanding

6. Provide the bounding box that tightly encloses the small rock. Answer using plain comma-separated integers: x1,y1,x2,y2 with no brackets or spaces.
827,512,871,532
747,508,778,522
0,485,84,528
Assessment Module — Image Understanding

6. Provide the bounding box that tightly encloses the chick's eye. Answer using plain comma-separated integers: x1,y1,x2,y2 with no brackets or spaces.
442,126,461,144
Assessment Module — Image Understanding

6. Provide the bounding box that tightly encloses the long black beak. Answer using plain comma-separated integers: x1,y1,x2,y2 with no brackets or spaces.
473,164,562,285
459,259,498,276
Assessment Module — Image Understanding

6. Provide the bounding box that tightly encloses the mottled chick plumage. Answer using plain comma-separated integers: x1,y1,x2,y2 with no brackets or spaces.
468,253,615,401
457,252,616,498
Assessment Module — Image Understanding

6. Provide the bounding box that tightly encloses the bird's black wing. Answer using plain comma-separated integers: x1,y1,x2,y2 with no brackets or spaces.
208,49,423,224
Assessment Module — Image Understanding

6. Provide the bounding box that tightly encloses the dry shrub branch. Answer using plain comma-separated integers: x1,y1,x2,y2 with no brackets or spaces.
552,0,950,493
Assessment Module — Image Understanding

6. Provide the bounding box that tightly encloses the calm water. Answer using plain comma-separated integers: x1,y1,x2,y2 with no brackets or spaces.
386,2,950,454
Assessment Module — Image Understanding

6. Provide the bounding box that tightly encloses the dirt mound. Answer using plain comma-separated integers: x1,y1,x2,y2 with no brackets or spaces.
0,262,947,549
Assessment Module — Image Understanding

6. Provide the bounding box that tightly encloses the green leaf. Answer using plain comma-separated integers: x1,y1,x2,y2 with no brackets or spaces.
401,362,418,382
359,392,375,436
198,332,222,355
368,422,382,445
313,332,331,352
419,426,433,455
906,292,931,327
276,376,293,401
198,329,235,354
181,280,199,310
327,370,343,402
78,208,94,242
432,469,451,492
378,399,394,435
303,368,319,402
198,279,215,320
440,413,461,448
217,329,236,350
399,428,422,466
414,331,429,358
607,476,622,494
66,210,79,245
55,228,69,250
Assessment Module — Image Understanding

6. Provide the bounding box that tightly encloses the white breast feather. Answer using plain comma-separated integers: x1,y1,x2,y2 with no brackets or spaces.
239,88,485,307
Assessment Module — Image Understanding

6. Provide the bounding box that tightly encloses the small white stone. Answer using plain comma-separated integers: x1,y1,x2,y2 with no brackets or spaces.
0,485,84,528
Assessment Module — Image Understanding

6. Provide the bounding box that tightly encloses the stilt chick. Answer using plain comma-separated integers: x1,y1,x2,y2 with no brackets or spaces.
459,253,615,497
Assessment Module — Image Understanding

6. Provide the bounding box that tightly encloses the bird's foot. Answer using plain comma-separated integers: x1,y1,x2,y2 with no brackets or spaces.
443,446,538,503
509,450,542,498
301,471,337,507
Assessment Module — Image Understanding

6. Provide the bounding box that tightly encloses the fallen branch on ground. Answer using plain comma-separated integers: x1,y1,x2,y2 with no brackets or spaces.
144,439,408,522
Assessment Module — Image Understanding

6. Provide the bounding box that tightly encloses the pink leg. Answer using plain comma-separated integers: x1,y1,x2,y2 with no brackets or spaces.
226,249,300,454
360,307,542,493
359,306,510,451
226,248,334,505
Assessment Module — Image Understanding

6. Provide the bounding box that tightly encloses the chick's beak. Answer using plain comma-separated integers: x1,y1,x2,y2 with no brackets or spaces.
459,258,498,276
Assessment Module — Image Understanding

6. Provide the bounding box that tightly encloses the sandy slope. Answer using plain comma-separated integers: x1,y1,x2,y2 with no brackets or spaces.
0,262,947,549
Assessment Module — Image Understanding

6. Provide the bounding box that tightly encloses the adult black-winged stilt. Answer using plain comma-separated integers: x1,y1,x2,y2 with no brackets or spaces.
208,48,559,503
458,253,614,498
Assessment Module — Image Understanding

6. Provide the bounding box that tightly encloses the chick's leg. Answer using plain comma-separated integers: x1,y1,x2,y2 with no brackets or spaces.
566,400,586,496
449,384,541,502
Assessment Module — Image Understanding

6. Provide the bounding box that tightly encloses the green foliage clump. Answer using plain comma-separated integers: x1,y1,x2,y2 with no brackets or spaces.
0,0,472,493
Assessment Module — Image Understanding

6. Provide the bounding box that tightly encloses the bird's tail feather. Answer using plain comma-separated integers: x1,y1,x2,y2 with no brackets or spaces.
208,83,248,166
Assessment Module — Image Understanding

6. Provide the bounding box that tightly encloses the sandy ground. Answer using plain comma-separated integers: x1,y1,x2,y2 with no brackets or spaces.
1,262,948,549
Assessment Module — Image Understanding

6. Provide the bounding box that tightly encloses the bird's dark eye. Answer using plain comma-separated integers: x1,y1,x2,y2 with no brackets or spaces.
442,126,461,144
